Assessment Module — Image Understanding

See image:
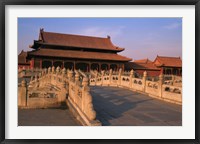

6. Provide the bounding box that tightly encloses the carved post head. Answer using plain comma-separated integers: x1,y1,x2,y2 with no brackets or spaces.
172,75,175,81
143,71,147,77
159,73,164,84
101,70,105,76
52,66,55,74
75,71,80,83
56,66,60,75
21,79,26,87
30,76,33,82
48,67,51,74
44,68,47,74
62,68,66,76
130,69,134,76
38,73,42,78
109,69,112,75
119,68,122,73
82,77,89,87
35,74,38,82
68,70,74,81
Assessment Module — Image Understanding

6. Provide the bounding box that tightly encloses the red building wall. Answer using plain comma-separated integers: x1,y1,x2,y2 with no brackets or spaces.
135,70,161,77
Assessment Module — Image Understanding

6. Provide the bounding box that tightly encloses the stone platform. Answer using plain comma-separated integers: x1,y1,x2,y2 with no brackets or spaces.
91,86,182,126
18,108,80,126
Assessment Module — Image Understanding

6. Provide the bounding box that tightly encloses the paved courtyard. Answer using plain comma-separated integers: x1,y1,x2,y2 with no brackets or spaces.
90,86,182,126
18,108,80,126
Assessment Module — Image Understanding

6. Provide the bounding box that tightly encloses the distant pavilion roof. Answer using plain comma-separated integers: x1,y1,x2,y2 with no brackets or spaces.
125,61,160,70
18,50,29,65
134,58,152,64
154,55,182,67
28,48,132,62
30,29,124,52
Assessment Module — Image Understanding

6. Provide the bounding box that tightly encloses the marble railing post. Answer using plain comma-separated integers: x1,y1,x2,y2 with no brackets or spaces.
62,68,66,78
75,70,80,85
20,66,26,77
56,66,60,83
18,79,27,107
59,80,67,102
68,70,74,82
48,67,51,74
56,66,60,75
118,68,122,86
48,67,52,83
38,72,42,79
35,74,39,88
18,67,22,72
94,71,98,85
82,77,96,121
38,72,43,86
43,68,47,84
109,69,112,85
143,71,147,92
44,68,47,76
130,69,134,88
159,73,164,98
171,75,175,85
101,70,105,86
52,66,55,74
28,76,33,89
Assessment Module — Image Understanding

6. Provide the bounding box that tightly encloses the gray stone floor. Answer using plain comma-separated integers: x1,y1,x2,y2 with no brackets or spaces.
90,86,182,126
18,108,80,126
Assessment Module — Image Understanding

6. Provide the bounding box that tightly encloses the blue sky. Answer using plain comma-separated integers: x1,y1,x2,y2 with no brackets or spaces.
18,18,182,61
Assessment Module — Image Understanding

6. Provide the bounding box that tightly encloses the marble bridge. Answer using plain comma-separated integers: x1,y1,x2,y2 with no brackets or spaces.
18,67,182,126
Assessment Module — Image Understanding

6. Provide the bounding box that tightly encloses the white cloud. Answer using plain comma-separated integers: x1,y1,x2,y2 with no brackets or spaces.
79,26,125,39
163,22,181,30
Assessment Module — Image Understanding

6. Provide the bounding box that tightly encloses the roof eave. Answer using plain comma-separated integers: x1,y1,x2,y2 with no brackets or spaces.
29,40,42,49
28,52,131,62
36,42,124,52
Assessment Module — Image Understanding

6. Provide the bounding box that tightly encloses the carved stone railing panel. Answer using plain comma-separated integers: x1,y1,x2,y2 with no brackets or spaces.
145,80,159,97
162,84,182,103
121,76,130,87
87,70,182,105
18,67,101,126
132,78,143,91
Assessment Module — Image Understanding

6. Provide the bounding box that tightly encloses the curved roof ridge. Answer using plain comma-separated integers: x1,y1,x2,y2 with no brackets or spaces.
28,48,132,62
42,31,109,40
157,55,181,59
35,30,125,52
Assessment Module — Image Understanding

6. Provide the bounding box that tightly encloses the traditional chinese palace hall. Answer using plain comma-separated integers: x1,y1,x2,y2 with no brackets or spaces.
26,29,132,71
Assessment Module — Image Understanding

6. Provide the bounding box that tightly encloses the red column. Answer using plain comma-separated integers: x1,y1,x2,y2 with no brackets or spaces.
160,67,163,75
74,61,76,71
51,60,53,67
89,63,91,72
122,64,124,71
30,58,34,69
62,61,64,69
40,60,42,69
99,63,101,71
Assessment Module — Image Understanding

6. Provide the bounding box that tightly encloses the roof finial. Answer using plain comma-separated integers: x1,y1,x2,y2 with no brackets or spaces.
107,35,110,39
40,28,44,33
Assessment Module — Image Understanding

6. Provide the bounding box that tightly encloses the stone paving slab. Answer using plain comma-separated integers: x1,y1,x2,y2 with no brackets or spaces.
18,108,80,126
90,86,182,126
